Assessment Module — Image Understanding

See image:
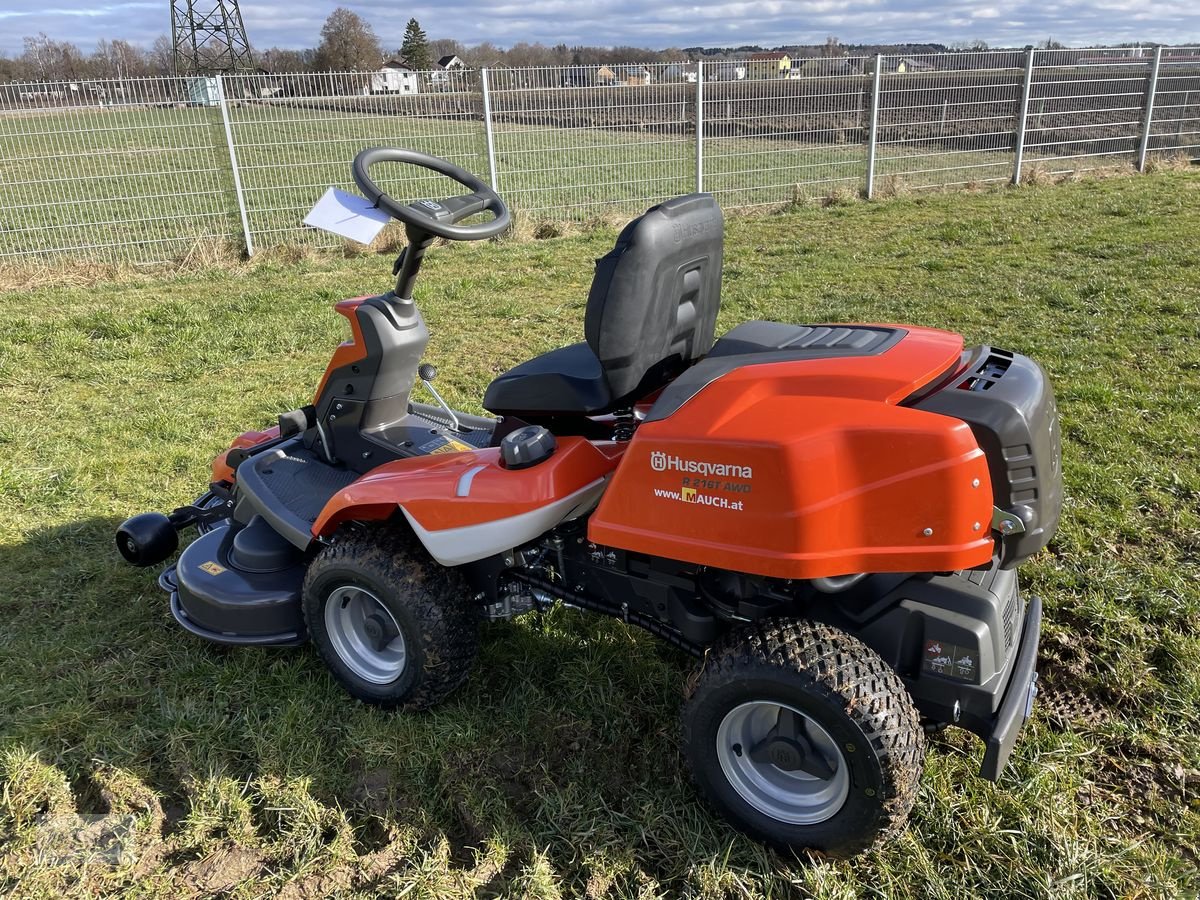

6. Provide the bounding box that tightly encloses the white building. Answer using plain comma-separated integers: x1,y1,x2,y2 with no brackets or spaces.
367,59,419,95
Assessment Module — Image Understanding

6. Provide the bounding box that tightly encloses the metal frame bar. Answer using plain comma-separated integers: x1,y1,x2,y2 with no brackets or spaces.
865,54,883,199
480,68,499,193
1137,46,1164,172
695,60,705,193
1012,47,1036,185
216,74,255,256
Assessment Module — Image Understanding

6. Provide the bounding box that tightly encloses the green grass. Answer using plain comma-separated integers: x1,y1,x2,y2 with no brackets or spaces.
1,172,1199,898
0,102,1020,262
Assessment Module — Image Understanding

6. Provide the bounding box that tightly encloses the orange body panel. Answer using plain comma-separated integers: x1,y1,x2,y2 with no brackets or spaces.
588,325,996,579
312,436,623,537
314,298,370,401
211,425,281,484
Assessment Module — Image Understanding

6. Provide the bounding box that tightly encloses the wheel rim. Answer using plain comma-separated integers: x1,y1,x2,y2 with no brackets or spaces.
323,585,407,685
715,701,850,825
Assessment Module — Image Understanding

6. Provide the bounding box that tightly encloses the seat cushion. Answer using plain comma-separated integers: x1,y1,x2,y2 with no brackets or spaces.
483,342,614,416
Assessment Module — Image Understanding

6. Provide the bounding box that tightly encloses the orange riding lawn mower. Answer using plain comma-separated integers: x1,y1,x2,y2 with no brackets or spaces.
117,148,1062,857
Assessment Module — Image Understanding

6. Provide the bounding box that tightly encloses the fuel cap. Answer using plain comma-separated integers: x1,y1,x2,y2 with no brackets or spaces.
500,425,556,470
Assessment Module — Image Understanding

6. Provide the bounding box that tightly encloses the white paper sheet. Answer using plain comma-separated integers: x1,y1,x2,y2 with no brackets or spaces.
303,187,391,244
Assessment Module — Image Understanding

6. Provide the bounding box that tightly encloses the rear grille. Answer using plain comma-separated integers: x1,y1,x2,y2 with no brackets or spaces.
1001,590,1019,651
959,348,1014,391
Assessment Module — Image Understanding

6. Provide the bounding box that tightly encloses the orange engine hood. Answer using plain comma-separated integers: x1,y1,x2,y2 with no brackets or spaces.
588,324,995,579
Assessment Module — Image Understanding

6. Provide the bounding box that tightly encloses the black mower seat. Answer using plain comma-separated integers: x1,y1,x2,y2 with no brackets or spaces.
483,193,724,417
483,342,613,415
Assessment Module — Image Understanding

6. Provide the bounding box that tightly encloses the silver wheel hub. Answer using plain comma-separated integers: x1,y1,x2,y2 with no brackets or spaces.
323,585,407,685
716,701,850,825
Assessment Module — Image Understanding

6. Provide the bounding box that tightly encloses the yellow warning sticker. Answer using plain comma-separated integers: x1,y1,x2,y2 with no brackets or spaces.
199,561,226,576
428,439,473,455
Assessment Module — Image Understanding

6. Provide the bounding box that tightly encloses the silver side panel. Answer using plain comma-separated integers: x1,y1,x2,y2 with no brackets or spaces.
400,477,608,566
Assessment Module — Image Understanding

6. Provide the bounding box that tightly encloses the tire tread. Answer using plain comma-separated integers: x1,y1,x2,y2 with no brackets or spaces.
302,525,478,710
683,617,926,856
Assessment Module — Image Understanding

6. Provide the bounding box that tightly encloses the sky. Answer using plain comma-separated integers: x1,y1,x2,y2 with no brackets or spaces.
2,0,1199,57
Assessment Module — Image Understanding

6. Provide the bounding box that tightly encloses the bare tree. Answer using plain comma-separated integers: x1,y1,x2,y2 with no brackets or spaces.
314,8,383,72
259,46,316,73
148,35,174,75
23,33,87,80
822,35,842,57
466,41,505,67
429,38,467,64
93,39,148,78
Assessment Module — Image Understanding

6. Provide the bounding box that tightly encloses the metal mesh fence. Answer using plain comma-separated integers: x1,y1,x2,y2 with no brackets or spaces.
0,76,235,261
486,64,695,220
1024,48,1154,174
221,71,487,248
1148,48,1200,161
1,49,1198,264
702,57,871,206
875,51,1026,190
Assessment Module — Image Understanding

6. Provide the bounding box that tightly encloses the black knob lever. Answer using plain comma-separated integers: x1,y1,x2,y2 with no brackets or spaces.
418,363,437,382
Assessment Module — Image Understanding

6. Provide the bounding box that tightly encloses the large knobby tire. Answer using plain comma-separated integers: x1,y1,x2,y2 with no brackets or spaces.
302,526,478,710
681,618,926,858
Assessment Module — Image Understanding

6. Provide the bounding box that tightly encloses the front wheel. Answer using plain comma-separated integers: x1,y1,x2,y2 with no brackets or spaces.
302,526,479,710
681,618,926,857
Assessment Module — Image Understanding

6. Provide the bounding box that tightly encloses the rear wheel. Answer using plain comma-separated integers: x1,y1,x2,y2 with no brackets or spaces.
302,526,478,709
681,618,925,857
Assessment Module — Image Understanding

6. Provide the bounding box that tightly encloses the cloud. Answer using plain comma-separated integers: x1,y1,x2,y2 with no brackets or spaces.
0,0,1196,55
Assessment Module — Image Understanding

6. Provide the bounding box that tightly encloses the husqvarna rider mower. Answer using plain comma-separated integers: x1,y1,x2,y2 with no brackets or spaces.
117,148,1062,857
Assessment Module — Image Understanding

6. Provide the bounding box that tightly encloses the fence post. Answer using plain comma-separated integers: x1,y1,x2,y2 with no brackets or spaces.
1137,45,1164,172
695,60,704,193
1012,47,1036,186
215,75,255,257
480,68,499,192
864,54,882,199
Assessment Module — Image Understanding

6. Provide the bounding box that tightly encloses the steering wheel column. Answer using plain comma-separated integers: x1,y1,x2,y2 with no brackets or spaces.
351,147,511,301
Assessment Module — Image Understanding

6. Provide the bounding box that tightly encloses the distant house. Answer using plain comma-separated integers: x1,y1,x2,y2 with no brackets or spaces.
748,51,790,78
707,61,746,81
617,65,652,85
595,65,618,86
561,66,590,87
896,56,935,73
791,57,861,77
430,54,468,90
367,59,419,95
662,62,692,82
664,61,744,82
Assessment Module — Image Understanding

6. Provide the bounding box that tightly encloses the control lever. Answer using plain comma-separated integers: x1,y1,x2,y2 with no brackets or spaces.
417,363,461,432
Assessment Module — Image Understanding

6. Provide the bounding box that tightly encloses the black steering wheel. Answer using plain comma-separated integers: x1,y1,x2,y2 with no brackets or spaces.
352,147,511,241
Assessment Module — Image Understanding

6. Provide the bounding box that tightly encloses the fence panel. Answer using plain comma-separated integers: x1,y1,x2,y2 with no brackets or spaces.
1,50,1198,265
874,51,1026,191
222,71,487,250
704,57,872,206
1023,48,1154,174
1147,48,1200,161
0,76,235,261
486,64,695,221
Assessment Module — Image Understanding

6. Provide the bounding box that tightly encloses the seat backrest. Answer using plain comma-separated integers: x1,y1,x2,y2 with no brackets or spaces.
584,194,723,403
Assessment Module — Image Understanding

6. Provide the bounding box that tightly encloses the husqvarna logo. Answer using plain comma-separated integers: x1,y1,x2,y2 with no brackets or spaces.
649,451,752,479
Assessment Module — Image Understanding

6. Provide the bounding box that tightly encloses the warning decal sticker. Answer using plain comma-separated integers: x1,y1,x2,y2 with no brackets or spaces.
418,437,474,455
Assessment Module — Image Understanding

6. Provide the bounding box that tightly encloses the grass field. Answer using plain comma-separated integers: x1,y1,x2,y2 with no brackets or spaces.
1,172,1199,898
0,101,1024,262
